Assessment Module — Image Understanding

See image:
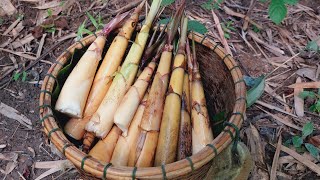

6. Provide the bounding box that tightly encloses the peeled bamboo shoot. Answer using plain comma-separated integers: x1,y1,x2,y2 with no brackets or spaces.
86,0,162,138
88,126,122,163
111,93,148,166
55,36,107,118
114,62,156,135
64,2,144,140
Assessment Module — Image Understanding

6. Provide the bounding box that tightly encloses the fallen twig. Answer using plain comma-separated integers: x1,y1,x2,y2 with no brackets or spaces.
270,135,282,180
223,6,262,30
211,10,233,56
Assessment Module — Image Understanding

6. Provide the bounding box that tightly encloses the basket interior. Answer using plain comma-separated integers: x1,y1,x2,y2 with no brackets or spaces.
50,32,236,147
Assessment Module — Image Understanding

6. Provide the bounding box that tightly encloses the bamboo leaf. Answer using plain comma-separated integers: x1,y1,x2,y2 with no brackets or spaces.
86,12,99,29
21,71,27,82
13,72,21,81
52,49,81,100
246,75,265,108
187,20,208,35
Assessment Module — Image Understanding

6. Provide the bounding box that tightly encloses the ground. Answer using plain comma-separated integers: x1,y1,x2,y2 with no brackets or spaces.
0,0,320,179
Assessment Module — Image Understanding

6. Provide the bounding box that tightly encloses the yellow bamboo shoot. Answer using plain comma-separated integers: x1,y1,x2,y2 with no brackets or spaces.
154,17,188,165
88,126,122,163
190,34,214,154
86,0,162,138
111,93,148,166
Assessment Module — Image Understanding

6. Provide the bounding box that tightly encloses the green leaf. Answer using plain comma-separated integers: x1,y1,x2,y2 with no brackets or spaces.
268,0,287,25
310,104,317,112
259,0,268,2
224,33,230,39
283,0,298,5
86,12,99,30
252,25,261,33
0,18,3,25
316,100,320,112
161,0,175,6
187,20,208,35
52,51,77,100
299,91,316,99
212,111,226,122
292,136,303,148
77,20,87,40
46,27,56,33
243,75,260,87
305,143,319,160
47,9,52,17
159,18,170,24
284,138,292,147
306,40,319,52
246,75,265,108
201,0,213,10
302,122,314,138
21,71,27,82
13,72,21,81
82,28,94,35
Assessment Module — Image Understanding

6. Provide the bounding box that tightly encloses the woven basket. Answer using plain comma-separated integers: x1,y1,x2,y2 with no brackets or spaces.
39,26,246,179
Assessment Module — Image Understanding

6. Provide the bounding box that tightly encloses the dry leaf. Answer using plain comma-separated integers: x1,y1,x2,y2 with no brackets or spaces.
288,82,320,89
281,145,320,175
294,77,304,117
0,0,17,16
296,68,318,81
0,152,18,161
0,144,6,149
0,161,17,175
33,1,60,9
270,136,282,180
28,147,35,158
0,102,32,129
309,135,320,148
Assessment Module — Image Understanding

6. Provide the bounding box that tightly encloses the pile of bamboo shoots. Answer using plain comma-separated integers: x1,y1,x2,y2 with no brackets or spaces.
55,0,214,167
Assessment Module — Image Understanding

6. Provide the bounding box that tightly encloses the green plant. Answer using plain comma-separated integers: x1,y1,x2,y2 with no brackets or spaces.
305,37,320,53
187,20,208,35
161,0,175,6
12,71,27,82
299,90,320,113
76,12,104,40
263,0,299,25
221,20,236,39
41,9,56,33
284,122,319,160
201,0,224,10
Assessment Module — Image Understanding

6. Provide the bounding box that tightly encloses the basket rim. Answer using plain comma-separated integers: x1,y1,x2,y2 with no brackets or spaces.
39,28,246,179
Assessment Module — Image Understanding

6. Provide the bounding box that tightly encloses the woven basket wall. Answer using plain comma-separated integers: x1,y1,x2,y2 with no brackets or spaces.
39,27,246,179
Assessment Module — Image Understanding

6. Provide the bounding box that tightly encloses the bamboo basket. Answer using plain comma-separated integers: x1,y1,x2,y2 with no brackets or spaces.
39,25,246,179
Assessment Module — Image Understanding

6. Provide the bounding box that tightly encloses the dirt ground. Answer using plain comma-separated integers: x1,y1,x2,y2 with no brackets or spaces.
1,0,320,179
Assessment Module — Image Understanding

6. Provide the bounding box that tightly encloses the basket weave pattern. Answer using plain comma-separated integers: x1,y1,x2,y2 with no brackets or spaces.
39,30,246,179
